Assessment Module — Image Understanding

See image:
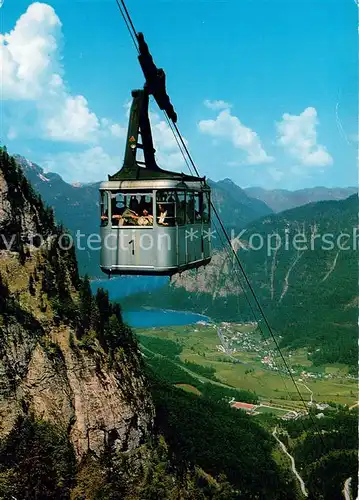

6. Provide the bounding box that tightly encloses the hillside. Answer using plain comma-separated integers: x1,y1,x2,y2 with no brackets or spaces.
14,154,100,277
245,186,357,213
0,148,158,496
208,178,272,232
17,154,272,275
122,195,358,368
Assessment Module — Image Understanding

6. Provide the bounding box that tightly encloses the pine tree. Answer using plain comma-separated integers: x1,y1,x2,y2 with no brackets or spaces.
78,275,93,338
18,242,26,265
96,288,111,324
95,288,111,347
112,302,123,324
104,314,121,352
39,294,47,312
29,275,36,296
0,272,9,313
41,267,56,298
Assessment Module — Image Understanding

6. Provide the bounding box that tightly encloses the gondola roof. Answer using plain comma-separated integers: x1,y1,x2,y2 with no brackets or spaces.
108,163,207,183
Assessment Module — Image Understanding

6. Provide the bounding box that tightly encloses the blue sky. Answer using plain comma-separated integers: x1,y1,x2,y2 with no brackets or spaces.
0,0,357,189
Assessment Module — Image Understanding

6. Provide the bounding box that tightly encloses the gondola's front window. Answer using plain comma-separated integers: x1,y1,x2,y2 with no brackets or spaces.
156,191,177,226
156,190,206,225
186,192,202,223
110,192,154,227
100,191,109,226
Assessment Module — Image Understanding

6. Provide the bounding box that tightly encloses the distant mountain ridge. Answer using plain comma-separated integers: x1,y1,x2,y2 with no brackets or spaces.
245,186,357,213
208,178,273,229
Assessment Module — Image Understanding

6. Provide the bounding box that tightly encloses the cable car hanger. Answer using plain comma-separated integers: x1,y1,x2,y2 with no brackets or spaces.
109,32,206,184
99,21,212,277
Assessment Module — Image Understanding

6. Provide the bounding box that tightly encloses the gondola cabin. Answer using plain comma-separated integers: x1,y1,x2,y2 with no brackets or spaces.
99,177,211,276
99,36,212,276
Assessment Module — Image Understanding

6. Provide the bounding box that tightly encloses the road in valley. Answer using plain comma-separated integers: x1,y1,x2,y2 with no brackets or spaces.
298,382,313,405
272,426,308,498
343,477,352,500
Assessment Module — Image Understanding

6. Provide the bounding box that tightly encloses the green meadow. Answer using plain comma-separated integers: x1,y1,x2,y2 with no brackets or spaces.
136,323,357,409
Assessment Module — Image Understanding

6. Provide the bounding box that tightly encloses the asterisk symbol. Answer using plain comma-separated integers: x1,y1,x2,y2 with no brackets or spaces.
203,228,216,241
185,228,199,241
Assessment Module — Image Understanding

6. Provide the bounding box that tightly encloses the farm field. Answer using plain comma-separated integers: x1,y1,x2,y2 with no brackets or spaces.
136,322,357,409
175,384,202,395
252,406,289,417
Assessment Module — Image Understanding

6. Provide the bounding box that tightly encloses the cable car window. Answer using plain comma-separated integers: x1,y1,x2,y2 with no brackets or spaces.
194,192,202,222
203,192,210,223
111,192,153,227
176,192,186,226
186,192,195,224
100,191,109,227
156,190,176,226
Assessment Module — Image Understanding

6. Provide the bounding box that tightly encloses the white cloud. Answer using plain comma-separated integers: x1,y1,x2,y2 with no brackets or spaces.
41,147,122,184
44,95,100,142
198,109,273,165
0,2,104,143
267,167,284,182
109,123,127,139
349,132,359,143
276,107,333,167
7,127,17,140
0,2,62,101
124,100,132,118
149,111,188,171
204,99,232,110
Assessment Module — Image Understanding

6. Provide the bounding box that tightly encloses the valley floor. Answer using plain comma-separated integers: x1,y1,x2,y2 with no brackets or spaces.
136,321,357,411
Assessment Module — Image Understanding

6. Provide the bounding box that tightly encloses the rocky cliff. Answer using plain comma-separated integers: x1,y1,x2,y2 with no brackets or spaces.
0,149,154,461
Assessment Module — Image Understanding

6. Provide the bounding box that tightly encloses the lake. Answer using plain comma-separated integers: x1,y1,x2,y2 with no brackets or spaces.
122,309,211,328
90,277,210,328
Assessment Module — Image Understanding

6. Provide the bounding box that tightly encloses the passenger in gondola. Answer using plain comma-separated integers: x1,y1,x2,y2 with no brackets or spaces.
129,195,139,213
187,197,195,223
138,208,153,226
157,204,168,225
177,200,186,224
111,200,126,225
121,207,139,225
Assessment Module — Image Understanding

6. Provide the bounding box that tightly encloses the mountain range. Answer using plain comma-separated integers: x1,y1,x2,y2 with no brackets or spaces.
245,186,357,213
123,194,358,368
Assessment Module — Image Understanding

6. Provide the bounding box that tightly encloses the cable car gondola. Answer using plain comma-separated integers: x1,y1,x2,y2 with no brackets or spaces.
100,33,212,276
